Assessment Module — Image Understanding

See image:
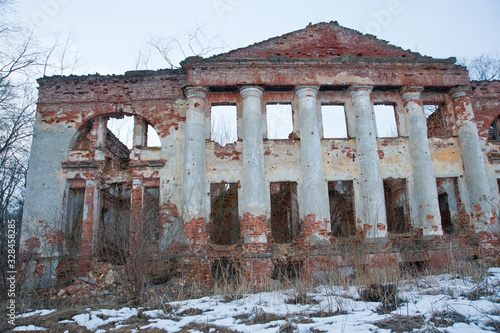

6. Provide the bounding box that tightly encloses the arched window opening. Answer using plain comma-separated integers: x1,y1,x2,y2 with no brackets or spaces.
72,124,92,149
147,124,161,147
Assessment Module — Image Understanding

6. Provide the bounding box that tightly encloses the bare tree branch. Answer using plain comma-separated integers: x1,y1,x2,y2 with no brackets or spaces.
137,25,227,70
459,53,500,81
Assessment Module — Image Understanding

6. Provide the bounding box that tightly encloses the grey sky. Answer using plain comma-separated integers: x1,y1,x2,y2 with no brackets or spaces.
13,0,500,76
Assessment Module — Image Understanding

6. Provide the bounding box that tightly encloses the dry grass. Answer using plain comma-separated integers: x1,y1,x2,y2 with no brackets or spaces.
10,236,500,332
430,310,468,327
373,315,425,333
285,292,319,305
178,322,240,333
12,307,92,333
484,320,500,332
235,307,287,325
178,307,206,316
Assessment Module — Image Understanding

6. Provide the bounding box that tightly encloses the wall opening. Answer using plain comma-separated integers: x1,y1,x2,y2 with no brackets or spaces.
72,124,92,149
374,104,398,138
383,178,410,234
211,105,237,146
209,183,239,245
146,124,161,147
266,103,293,139
424,104,448,138
436,177,461,234
107,115,160,148
98,184,131,265
321,104,348,139
108,115,134,149
328,180,356,237
438,193,453,234
66,187,85,256
271,260,302,280
270,181,299,243
211,257,240,283
489,116,500,142
143,187,161,241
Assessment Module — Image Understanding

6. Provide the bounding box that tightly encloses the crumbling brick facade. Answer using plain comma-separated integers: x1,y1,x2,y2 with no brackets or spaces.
21,22,500,287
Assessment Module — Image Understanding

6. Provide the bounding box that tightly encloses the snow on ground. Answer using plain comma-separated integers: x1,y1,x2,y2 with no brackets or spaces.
13,267,500,332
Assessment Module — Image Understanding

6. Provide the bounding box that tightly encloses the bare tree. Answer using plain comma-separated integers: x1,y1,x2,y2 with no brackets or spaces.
135,25,226,70
459,54,500,81
0,0,80,295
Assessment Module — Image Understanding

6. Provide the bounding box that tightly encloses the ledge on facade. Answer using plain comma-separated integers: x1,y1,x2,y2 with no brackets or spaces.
61,161,99,169
37,68,185,83
243,253,274,259
487,152,500,161
128,160,166,168
181,55,458,67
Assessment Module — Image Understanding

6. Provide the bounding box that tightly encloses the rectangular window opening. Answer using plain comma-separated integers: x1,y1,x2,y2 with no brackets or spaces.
328,181,356,237
489,118,500,142
374,104,398,138
436,177,462,234
210,183,239,245
266,103,293,139
211,105,237,146
98,184,131,265
144,187,161,241
383,179,410,234
66,187,85,256
424,104,448,138
270,181,299,243
322,104,348,139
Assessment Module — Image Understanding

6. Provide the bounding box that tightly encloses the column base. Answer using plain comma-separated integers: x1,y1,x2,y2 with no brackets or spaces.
303,214,330,245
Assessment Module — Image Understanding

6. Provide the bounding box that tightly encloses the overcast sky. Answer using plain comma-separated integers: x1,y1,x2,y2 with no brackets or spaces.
13,0,500,76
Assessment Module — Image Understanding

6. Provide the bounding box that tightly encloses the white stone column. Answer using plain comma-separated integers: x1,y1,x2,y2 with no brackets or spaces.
349,86,387,238
240,86,266,217
240,86,273,285
94,116,107,161
133,116,147,147
449,87,495,232
296,86,329,244
131,116,147,159
182,87,209,222
240,86,267,244
401,87,442,236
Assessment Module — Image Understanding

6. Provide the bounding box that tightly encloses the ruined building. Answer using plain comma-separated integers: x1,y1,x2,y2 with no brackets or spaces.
21,22,500,287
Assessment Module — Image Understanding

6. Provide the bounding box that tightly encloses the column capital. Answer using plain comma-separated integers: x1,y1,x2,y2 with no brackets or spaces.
132,178,143,187
400,86,424,98
184,86,209,99
240,86,264,99
295,86,319,98
85,179,96,187
448,86,469,99
348,85,373,96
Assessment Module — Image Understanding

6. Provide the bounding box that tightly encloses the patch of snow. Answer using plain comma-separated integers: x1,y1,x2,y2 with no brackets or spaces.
13,325,47,331
16,309,56,318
